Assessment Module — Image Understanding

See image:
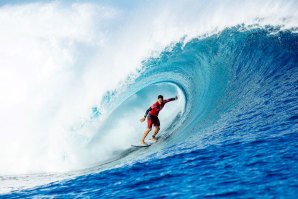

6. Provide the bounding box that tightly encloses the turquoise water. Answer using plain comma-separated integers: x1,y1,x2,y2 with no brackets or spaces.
2,27,298,198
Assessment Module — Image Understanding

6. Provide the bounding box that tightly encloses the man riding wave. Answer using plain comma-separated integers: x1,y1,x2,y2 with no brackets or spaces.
139,95,178,145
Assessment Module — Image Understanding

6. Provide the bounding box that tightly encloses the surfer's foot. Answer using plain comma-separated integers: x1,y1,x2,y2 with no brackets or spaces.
141,140,147,145
152,135,158,142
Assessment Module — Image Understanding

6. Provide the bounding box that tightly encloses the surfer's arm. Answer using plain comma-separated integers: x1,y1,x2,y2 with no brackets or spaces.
140,107,152,122
164,96,178,103
144,107,152,118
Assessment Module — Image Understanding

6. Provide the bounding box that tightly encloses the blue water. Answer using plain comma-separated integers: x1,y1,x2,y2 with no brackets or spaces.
2,27,298,198
5,133,298,198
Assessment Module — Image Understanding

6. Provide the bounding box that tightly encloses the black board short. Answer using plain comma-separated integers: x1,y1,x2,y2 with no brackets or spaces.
147,114,160,128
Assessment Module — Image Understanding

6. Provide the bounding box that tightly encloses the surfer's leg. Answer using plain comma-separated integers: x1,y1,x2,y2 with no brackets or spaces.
141,128,152,144
152,126,160,142
141,115,154,144
151,116,160,141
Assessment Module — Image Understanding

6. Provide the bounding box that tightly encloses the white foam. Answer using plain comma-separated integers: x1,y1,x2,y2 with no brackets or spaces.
0,0,297,175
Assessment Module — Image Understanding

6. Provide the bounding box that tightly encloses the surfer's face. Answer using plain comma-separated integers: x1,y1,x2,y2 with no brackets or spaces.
158,98,163,104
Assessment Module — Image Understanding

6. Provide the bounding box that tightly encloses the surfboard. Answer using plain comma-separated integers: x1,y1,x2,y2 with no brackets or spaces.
131,144,152,147
131,138,157,147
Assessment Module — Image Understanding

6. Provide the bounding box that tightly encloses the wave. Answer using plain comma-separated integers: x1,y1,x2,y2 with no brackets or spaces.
0,0,297,185
1,25,297,195
99,26,298,151
63,26,298,174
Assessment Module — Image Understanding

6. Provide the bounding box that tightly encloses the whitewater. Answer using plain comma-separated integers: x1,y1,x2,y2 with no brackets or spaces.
0,0,297,198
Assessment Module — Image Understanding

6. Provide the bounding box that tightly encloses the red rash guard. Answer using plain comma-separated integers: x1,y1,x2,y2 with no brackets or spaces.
144,98,176,117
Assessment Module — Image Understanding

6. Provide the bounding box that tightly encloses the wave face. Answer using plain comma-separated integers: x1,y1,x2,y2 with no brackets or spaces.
0,0,298,197
3,27,298,198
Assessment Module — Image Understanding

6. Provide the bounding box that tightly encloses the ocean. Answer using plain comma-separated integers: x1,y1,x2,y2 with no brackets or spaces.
0,0,297,198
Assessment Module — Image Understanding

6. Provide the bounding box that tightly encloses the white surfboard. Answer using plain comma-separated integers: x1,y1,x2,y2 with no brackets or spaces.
131,138,157,147
131,144,152,147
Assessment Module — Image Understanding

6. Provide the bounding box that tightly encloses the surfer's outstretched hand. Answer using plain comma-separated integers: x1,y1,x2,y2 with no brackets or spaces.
140,117,146,122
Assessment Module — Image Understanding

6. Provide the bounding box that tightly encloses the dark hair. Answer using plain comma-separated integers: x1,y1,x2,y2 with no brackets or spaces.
158,95,163,99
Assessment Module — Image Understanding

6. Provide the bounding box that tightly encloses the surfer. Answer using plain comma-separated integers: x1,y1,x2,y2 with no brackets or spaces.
139,95,178,145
